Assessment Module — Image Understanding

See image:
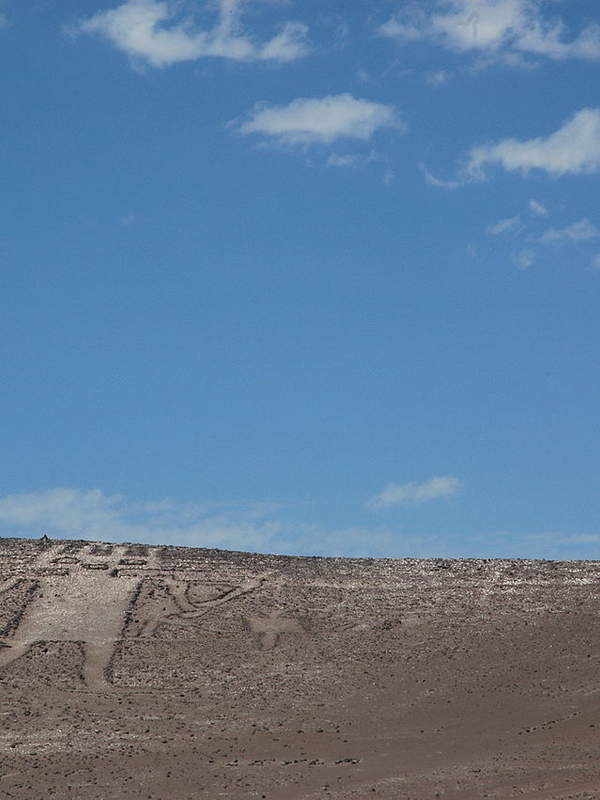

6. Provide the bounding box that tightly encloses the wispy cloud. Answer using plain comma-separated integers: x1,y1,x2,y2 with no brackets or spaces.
419,163,462,189
529,198,548,216
0,488,279,552
487,215,520,235
466,108,600,179
466,529,600,559
326,153,361,168
235,94,401,146
425,69,452,86
326,149,389,172
5,489,600,560
540,218,600,244
0,488,407,558
512,249,535,270
367,476,463,510
423,109,600,188
379,0,600,65
592,255,600,271
488,214,599,270
75,0,310,68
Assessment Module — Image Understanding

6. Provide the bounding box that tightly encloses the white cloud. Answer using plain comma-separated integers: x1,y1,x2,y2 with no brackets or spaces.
466,108,600,179
0,488,289,554
465,529,600,559
379,0,600,64
76,0,309,68
419,163,462,189
23,490,405,558
528,198,548,216
326,153,360,168
540,218,600,244
379,14,427,44
512,248,535,269
425,69,452,86
11,490,600,560
592,254,600,271
515,15,600,62
0,488,280,551
235,94,400,145
0,487,428,559
326,149,389,170
256,21,309,63
367,476,463,510
487,215,520,234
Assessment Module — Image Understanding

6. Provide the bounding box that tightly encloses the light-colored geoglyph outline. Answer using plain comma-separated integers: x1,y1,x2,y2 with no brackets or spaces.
0,542,136,690
0,544,283,689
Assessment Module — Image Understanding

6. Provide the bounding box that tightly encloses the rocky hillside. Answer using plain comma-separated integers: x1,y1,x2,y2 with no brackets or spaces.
1,536,600,799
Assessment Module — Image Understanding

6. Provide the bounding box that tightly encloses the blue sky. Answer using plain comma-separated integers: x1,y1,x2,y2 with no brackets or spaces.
2,0,600,558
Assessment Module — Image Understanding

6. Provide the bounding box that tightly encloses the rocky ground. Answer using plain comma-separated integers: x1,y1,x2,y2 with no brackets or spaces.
1,536,600,798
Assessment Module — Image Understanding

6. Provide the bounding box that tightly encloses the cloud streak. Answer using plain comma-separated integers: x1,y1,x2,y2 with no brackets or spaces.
419,163,463,189
76,0,310,67
466,108,600,179
0,488,406,558
512,249,535,270
540,218,600,244
367,476,463,510
0,488,281,552
4,489,600,560
235,94,401,146
487,216,520,235
529,198,548,217
379,0,600,64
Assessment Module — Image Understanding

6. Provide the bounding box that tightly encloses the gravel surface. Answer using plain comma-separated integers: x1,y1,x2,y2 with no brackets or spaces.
1,536,600,799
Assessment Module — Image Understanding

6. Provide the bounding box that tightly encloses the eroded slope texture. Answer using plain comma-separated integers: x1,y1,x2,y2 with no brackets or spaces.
1,538,600,799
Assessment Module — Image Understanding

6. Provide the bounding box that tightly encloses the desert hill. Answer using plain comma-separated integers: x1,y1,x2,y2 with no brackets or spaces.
1,536,600,799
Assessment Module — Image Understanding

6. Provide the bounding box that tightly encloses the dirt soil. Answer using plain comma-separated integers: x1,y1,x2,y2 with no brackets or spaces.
1,537,600,799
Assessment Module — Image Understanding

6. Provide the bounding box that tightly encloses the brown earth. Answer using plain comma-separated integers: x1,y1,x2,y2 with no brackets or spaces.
1,536,600,798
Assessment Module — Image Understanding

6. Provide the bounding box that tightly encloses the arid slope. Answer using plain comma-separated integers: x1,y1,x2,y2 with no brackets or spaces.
1,537,600,799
